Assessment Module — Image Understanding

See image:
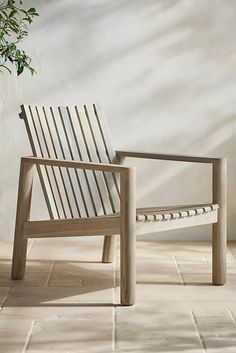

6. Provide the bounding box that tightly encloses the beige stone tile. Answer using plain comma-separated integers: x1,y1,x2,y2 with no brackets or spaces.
28,238,104,262
26,318,113,353
0,260,52,273
0,318,33,353
193,309,233,324
49,261,114,288
193,310,236,353
137,273,181,285
175,256,207,264
1,239,236,352
136,256,179,284
1,305,114,322
1,286,115,320
0,287,10,309
4,286,114,307
134,282,236,303
182,273,212,284
178,263,212,274
135,242,173,261
0,272,49,287
116,308,204,353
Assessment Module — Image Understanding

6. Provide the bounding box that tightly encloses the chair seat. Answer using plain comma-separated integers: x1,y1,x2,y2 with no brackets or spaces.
136,204,219,221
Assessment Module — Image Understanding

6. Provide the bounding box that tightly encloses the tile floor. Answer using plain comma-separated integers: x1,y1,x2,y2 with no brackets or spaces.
0,237,236,352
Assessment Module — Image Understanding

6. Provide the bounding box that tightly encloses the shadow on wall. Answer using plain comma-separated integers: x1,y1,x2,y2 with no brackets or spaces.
1,0,236,240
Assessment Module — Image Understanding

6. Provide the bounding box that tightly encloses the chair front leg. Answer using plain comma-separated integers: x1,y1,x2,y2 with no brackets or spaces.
212,158,227,285
120,168,136,305
11,159,34,279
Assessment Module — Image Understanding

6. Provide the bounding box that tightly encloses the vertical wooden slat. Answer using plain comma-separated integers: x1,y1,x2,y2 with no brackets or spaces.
35,106,73,219
24,105,61,219
42,106,76,218
85,104,120,212
77,106,113,215
21,103,120,220
50,107,83,218
71,105,104,216
30,105,65,218
66,106,96,217
20,106,55,219
74,106,106,216
44,106,78,218
58,106,89,218
93,103,120,197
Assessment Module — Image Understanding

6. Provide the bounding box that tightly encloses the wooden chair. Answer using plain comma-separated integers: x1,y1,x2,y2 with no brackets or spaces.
11,103,227,306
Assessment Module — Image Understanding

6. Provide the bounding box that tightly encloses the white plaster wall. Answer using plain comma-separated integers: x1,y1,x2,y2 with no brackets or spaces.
1,0,236,241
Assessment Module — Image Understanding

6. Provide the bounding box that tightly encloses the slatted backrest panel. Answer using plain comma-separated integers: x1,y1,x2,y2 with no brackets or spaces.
20,103,120,219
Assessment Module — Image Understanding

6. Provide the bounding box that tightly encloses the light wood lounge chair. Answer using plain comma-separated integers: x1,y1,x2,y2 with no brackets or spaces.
11,103,227,305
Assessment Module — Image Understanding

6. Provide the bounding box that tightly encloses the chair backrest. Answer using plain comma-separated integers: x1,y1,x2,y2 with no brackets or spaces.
20,103,120,219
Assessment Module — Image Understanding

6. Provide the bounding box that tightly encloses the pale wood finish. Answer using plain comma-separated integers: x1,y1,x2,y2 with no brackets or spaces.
21,156,128,173
136,208,218,234
120,168,136,305
116,150,221,164
23,216,120,238
12,104,227,305
212,158,227,285
20,104,120,219
102,235,116,263
11,161,34,279
117,149,227,290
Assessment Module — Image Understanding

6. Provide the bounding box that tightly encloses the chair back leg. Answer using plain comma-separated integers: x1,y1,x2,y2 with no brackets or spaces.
212,158,227,285
11,160,34,279
102,235,116,263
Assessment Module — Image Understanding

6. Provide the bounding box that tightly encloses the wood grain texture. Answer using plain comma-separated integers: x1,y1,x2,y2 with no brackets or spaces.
102,235,116,263
20,104,120,219
21,156,128,173
23,216,120,238
120,167,136,305
11,160,34,279
12,103,227,306
212,158,227,285
116,150,221,164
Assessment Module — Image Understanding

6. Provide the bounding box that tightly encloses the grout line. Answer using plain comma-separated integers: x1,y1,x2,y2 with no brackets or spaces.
173,255,185,285
112,238,117,352
228,310,236,323
0,287,11,313
22,320,36,353
44,262,55,287
190,310,207,353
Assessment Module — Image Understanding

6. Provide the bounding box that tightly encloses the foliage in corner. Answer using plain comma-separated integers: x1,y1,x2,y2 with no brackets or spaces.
0,0,39,76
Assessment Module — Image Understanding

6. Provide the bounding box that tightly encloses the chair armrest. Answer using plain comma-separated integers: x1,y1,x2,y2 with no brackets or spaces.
116,150,223,164
22,156,130,174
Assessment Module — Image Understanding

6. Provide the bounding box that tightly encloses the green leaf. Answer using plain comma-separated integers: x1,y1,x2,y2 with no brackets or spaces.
9,10,17,18
0,1,39,76
17,63,24,75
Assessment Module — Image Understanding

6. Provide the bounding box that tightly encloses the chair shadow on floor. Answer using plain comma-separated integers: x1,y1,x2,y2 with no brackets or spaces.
0,258,215,308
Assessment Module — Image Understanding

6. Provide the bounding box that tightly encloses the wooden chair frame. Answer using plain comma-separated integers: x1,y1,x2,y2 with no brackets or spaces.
12,156,136,305
12,152,227,306
11,103,227,306
116,151,227,288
